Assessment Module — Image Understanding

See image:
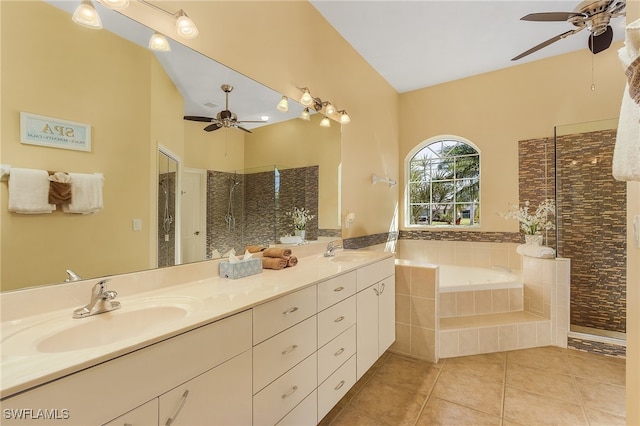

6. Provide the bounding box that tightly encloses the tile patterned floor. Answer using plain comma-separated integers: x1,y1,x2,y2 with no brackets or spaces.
320,346,626,426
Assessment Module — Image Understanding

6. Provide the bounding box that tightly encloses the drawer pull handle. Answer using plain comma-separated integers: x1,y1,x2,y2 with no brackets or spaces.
282,307,299,315
334,380,346,391
334,316,345,323
165,389,190,426
333,286,345,292
282,385,298,399
281,344,298,355
334,347,345,357
373,287,380,296
380,282,386,295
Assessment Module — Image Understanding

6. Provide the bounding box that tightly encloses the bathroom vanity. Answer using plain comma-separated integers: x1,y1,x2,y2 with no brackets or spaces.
0,250,395,425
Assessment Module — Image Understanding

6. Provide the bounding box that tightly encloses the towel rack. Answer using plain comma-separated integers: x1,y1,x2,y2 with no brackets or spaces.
371,173,397,187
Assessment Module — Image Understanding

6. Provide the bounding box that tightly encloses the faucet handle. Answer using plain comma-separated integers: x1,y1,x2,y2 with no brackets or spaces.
92,279,111,296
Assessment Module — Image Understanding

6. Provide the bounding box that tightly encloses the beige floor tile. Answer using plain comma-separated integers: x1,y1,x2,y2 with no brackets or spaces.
327,406,388,426
506,363,579,402
568,354,626,386
503,386,588,426
507,346,571,374
584,408,627,426
373,354,441,397
415,396,501,426
431,369,503,417
318,404,344,426
349,375,427,426
567,348,626,365
443,352,506,384
575,377,626,417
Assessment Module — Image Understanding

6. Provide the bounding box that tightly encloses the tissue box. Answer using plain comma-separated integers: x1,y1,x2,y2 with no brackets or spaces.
219,258,262,279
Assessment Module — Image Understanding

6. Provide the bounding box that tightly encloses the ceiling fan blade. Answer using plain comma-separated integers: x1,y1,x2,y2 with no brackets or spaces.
204,123,222,132
520,12,584,22
184,115,214,122
588,25,614,54
511,29,579,61
236,126,253,133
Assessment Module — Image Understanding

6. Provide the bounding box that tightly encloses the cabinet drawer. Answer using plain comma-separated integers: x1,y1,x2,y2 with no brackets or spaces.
253,353,317,426
356,257,395,292
317,271,356,311
102,398,158,426
317,355,356,421
317,325,356,383
253,316,317,394
275,389,317,426
253,286,317,345
317,295,355,347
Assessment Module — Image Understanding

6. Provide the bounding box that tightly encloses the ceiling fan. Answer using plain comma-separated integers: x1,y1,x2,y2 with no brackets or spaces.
511,0,626,61
183,84,266,133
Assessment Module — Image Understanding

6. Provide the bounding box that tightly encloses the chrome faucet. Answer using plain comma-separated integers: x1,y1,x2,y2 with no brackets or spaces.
73,279,121,319
64,269,83,282
324,239,343,257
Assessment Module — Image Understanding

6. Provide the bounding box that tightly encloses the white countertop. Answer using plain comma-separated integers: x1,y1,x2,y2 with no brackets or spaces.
0,249,393,399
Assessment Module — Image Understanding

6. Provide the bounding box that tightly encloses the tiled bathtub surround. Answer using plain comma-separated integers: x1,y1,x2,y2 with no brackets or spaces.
439,288,523,318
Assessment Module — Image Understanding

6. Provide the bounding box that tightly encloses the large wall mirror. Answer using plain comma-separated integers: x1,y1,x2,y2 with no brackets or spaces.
0,0,341,291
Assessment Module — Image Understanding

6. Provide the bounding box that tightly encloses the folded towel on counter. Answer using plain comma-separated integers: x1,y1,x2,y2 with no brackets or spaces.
262,257,288,270
62,173,104,214
516,244,556,259
263,247,292,259
245,245,267,254
286,256,298,267
48,171,72,204
8,168,56,214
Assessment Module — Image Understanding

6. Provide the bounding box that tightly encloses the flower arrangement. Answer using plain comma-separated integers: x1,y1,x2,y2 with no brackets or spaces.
499,199,555,235
286,207,315,231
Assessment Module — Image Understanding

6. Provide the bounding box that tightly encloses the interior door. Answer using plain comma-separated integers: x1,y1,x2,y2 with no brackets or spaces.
181,169,206,263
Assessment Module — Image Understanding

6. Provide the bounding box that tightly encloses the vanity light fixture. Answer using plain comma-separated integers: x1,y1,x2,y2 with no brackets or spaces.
96,0,129,10
323,102,336,116
148,32,171,52
72,0,103,29
299,88,313,107
175,9,199,39
276,96,289,112
320,116,331,128
338,110,351,124
299,108,311,121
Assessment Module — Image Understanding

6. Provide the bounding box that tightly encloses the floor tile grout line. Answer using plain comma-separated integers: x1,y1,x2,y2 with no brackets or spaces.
411,358,448,426
501,351,509,423
565,352,592,425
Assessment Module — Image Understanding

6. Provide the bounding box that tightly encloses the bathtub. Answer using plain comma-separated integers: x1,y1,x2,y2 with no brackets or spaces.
438,265,522,293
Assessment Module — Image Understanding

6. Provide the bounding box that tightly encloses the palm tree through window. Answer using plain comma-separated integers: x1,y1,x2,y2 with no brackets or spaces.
408,139,480,226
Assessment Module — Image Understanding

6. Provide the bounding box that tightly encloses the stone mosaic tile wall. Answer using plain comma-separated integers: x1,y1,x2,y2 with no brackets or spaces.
568,337,626,358
206,166,319,257
399,230,521,243
520,130,627,334
555,129,626,333
157,172,176,267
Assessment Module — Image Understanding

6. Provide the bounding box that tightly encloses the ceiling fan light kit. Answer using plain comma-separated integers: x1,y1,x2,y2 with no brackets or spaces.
511,0,626,61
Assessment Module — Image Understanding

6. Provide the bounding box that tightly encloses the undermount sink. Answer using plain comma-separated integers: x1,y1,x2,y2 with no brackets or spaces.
328,252,376,263
2,297,200,355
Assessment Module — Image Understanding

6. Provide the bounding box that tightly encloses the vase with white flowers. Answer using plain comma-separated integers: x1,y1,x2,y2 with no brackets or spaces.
286,207,315,240
499,199,555,245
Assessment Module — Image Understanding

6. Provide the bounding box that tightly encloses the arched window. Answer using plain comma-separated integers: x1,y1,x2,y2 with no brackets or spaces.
406,136,480,227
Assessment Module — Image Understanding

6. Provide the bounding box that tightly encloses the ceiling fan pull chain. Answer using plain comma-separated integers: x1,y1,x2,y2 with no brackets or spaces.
591,53,596,91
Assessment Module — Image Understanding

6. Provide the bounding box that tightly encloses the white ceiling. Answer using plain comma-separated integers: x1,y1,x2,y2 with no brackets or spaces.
309,0,628,93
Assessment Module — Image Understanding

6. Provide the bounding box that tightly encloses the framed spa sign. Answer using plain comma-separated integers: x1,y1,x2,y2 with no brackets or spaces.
20,112,92,152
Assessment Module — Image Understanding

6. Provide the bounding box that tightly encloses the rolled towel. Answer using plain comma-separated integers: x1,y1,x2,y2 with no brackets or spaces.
263,247,292,259
245,245,267,254
516,244,556,259
262,257,288,270
48,172,72,204
287,256,298,267
8,168,56,214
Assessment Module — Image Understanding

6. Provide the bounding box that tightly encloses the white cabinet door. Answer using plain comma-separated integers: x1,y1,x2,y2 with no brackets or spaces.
102,399,158,426
159,350,252,426
378,276,396,355
356,283,379,380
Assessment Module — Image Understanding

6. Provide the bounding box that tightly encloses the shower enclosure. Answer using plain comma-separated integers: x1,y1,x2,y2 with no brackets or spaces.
158,149,179,268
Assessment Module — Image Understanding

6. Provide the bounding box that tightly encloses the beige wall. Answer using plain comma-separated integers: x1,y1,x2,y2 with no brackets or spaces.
183,122,245,172
399,44,626,232
0,1,182,290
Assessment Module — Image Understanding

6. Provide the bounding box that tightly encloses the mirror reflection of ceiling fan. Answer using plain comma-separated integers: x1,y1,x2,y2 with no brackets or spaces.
183,84,266,133
512,0,626,61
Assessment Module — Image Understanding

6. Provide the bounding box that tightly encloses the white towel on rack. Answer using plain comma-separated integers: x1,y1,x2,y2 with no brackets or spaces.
8,168,56,214
516,244,556,259
62,173,104,214
613,18,640,182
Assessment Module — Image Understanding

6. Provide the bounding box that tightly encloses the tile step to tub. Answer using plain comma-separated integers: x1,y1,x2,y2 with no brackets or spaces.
440,311,546,330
